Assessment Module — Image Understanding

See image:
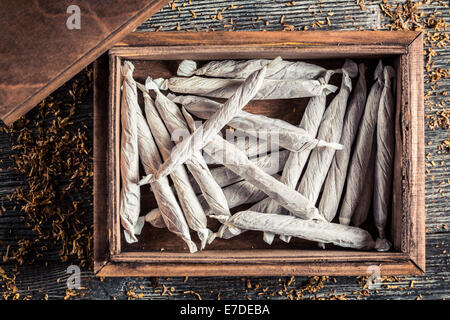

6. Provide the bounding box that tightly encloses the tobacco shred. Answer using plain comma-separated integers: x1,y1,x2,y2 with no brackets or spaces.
0,67,93,299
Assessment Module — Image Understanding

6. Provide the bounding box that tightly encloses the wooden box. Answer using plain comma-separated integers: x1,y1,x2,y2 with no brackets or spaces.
94,31,425,277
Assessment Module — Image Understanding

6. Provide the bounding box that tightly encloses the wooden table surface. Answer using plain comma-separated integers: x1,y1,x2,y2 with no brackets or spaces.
0,0,448,300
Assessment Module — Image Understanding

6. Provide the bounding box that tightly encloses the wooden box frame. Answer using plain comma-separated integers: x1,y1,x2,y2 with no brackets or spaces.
94,31,425,277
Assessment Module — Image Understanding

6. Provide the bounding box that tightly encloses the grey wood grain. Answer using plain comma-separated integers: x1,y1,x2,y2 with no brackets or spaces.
0,0,449,300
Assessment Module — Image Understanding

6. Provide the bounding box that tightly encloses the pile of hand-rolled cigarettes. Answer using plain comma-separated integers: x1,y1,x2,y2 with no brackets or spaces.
119,56,395,253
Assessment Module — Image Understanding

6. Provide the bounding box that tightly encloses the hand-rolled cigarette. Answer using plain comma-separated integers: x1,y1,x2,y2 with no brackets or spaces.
157,75,337,100
173,95,343,153
297,60,358,209
177,58,326,79
144,79,230,220
144,208,167,229
138,86,212,249
319,63,368,224
352,138,376,228
339,60,385,226
222,211,375,250
190,150,290,194
119,61,141,244
373,65,396,252
135,97,197,253
182,108,323,222
139,63,267,184
243,70,336,244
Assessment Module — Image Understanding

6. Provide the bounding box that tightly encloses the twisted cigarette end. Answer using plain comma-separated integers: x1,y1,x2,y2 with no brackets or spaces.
138,174,153,186
375,238,392,252
324,84,338,94
177,59,198,77
315,140,344,150
310,209,327,222
197,228,214,250
186,240,198,253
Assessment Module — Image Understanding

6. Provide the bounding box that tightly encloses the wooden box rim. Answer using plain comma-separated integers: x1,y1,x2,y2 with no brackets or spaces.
94,31,425,277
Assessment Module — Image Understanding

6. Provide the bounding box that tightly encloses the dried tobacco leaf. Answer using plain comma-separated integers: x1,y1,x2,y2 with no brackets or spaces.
2,66,93,268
